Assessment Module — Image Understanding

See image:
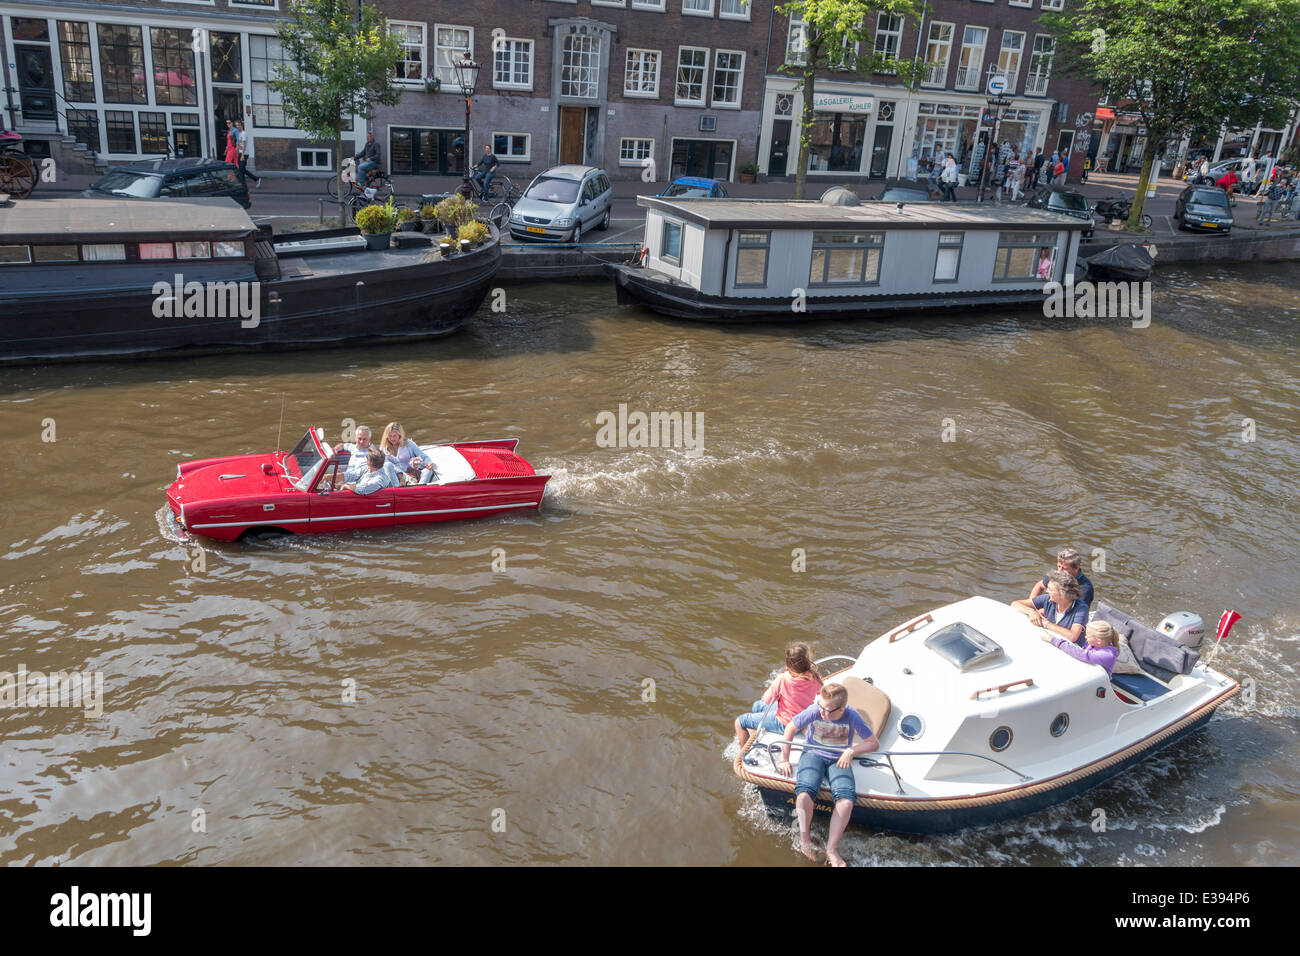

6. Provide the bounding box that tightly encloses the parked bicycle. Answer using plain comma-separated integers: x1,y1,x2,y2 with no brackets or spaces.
471,174,522,226
0,130,37,199
1091,195,1153,230
326,158,395,219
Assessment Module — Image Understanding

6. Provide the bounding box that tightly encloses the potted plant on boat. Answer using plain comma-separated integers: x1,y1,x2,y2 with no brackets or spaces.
396,208,420,232
419,203,439,233
739,162,759,184
435,193,477,233
354,197,399,250
457,220,490,250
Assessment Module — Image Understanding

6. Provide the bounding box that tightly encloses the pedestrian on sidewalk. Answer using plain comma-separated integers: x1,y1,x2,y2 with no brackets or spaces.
235,120,262,188
1258,178,1283,224
223,120,239,166
1030,147,1044,189
1080,156,1091,184
926,156,943,199
1242,154,1258,193
941,152,958,202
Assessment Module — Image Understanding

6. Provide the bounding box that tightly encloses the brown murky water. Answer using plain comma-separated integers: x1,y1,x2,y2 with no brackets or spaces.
1,263,1297,865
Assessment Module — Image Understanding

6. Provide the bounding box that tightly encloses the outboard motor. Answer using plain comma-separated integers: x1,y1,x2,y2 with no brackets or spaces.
1157,612,1205,651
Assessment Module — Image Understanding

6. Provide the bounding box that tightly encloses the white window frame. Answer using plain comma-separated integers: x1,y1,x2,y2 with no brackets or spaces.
1009,0,1033,6
592,0,626,6
997,31,1025,95
624,48,661,98
434,24,474,88
296,147,331,171
389,21,425,86
229,1,280,9
786,17,808,66
711,49,744,108
1041,0,1065,9
493,37,533,91
922,21,955,87
619,137,654,167
560,33,601,99
1026,35,1054,96
874,13,902,73
492,131,531,162
675,46,709,107
249,34,291,129
829,34,858,72
682,0,714,16
720,0,751,21
631,0,666,9
955,26,987,91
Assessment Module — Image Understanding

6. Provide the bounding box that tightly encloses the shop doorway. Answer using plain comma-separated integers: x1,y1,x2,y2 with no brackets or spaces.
869,123,893,178
390,127,464,176
213,89,243,158
671,139,734,180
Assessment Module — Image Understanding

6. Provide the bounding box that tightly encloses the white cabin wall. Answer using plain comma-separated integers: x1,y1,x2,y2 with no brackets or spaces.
699,231,729,295
681,224,706,289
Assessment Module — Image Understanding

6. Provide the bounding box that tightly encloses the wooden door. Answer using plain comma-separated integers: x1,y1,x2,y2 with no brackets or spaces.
560,107,585,164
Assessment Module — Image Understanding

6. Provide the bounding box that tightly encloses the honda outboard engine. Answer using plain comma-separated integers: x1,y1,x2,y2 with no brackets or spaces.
1158,612,1205,650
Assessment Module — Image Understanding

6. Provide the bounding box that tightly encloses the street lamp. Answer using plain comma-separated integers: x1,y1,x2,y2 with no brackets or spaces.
452,57,480,194
979,93,1011,203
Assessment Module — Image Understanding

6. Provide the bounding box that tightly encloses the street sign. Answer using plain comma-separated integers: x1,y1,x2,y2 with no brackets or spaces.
987,75,1007,95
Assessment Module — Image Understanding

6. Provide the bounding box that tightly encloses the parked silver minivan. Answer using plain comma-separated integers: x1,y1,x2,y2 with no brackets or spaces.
509,165,613,242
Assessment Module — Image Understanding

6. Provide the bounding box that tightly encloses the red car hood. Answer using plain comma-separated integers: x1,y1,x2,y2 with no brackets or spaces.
167,452,290,510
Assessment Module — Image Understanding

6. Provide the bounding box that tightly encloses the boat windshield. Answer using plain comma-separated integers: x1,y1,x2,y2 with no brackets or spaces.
525,177,581,204
286,429,322,477
91,171,159,198
925,623,1004,671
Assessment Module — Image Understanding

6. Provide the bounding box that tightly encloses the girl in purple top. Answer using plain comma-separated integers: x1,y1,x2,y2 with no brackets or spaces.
1046,620,1120,676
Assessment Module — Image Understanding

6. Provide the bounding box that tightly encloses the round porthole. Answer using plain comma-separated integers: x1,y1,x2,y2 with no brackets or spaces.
989,726,1013,752
899,714,925,741
1050,713,1070,738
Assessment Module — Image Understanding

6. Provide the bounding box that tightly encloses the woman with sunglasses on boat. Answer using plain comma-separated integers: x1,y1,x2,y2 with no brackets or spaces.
1011,569,1089,646
734,643,823,750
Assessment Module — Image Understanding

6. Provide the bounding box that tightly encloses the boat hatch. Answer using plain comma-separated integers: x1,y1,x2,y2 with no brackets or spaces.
925,623,1004,671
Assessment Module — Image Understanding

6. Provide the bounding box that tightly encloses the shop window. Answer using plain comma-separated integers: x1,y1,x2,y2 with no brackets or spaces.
57,22,96,102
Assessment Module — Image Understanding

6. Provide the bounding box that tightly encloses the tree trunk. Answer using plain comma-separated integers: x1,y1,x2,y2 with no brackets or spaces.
793,50,819,201
1127,137,1159,231
335,124,346,228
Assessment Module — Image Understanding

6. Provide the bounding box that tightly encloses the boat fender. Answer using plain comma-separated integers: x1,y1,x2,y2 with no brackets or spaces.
638,246,648,266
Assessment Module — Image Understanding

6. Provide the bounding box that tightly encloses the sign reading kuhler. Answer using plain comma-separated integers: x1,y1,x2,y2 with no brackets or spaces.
812,93,874,114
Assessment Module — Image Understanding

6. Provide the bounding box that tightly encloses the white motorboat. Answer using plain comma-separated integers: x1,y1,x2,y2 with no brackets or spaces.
734,596,1239,834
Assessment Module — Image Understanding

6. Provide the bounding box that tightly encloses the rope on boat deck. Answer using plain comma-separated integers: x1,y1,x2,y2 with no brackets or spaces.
733,681,1239,811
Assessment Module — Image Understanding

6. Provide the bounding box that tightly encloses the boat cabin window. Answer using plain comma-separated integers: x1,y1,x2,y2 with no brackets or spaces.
993,231,1056,281
177,241,212,259
735,231,770,287
934,232,963,282
662,220,683,264
82,244,127,262
0,246,31,265
140,242,176,260
809,232,884,285
215,241,245,258
925,622,1004,671
33,245,80,263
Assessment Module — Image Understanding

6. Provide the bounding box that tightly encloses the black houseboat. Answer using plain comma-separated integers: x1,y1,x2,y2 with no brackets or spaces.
0,197,498,364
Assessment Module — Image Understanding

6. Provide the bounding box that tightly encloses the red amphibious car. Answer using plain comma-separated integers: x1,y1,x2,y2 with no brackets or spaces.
167,427,548,542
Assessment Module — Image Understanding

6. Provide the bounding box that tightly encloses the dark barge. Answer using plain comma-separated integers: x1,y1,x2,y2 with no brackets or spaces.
0,197,498,364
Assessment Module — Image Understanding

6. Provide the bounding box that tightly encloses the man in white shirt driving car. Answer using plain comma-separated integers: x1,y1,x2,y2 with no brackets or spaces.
344,448,399,495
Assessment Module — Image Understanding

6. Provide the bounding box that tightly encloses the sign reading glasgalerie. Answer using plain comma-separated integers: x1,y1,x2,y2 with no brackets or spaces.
812,93,874,114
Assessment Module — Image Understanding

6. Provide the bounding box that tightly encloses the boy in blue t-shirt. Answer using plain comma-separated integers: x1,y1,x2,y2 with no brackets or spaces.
777,683,877,867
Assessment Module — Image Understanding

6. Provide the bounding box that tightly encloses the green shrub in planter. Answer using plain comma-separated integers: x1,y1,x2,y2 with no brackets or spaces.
397,208,417,223
419,203,438,220
355,197,399,234
435,193,478,228
457,220,490,246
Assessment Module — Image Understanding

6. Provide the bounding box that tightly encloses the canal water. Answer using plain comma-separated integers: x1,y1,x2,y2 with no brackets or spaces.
0,263,1296,866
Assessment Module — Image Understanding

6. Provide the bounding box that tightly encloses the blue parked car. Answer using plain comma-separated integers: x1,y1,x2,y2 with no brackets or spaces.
657,176,729,198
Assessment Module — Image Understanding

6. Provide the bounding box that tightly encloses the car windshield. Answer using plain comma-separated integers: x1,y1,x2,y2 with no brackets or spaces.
1190,190,1229,208
663,183,710,198
286,429,322,478
91,170,159,197
1048,191,1090,212
525,177,581,204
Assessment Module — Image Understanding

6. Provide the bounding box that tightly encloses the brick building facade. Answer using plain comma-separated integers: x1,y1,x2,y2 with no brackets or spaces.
2,0,1103,184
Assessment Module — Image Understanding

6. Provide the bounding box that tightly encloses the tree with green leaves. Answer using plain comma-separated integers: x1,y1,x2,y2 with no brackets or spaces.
777,1,925,199
271,0,406,217
1043,0,1300,230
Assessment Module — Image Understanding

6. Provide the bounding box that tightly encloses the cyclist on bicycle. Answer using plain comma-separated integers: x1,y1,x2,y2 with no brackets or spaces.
355,132,381,186
471,144,499,200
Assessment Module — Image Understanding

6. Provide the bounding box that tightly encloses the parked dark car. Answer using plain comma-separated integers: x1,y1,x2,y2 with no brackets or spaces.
84,158,251,209
876,186,933,202
1174,186,1234,233
1024,185,1094,238
657,176,728,199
